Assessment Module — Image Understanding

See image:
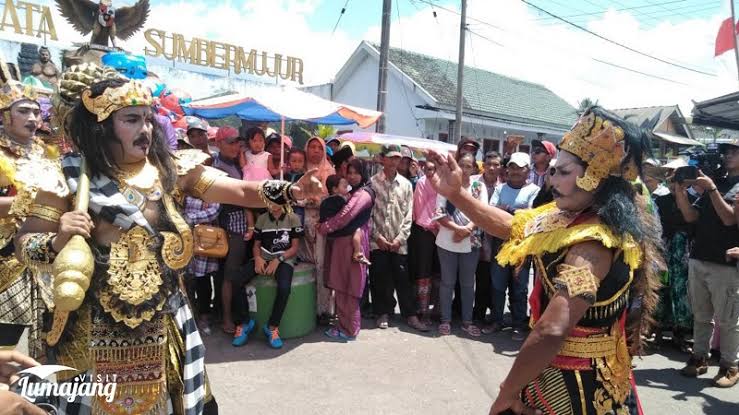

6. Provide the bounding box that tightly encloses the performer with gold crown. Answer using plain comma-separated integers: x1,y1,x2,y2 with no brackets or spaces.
426,106,663,415
15,74,322,414
0,80,67,354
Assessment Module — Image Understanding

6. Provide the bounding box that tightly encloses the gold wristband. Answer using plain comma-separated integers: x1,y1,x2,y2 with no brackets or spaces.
191,171,217,199
29,204,64,223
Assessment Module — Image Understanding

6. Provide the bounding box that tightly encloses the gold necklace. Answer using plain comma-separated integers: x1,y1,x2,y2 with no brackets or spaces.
113,160,163,210
0,134,44,159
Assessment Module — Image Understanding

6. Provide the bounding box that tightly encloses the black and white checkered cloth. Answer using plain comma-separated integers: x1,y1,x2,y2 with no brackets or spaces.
61,154,155,235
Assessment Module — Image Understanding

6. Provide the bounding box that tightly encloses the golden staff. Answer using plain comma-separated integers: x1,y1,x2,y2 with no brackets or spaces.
48,156,94,346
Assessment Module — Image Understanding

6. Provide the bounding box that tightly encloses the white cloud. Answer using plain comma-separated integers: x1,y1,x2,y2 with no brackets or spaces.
15,0,739,115
361,0,737,115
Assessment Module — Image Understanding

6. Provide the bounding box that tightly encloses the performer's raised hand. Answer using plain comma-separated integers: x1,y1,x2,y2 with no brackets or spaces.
292,168,323,201
52,211,94,252
424,150,463,200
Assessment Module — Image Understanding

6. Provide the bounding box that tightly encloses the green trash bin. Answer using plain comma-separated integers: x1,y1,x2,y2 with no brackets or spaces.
247,263,316,339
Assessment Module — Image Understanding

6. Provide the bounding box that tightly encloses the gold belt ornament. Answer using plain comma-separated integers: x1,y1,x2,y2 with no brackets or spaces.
100,227,165,329
0,255,25,294
559,334,617,359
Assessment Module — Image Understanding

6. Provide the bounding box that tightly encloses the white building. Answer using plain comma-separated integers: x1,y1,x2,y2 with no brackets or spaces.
306,41,578,154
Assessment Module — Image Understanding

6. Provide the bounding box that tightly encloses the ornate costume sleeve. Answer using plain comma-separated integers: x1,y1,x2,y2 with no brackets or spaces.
552,263,601,304
18,232,57,268
318,190,371,235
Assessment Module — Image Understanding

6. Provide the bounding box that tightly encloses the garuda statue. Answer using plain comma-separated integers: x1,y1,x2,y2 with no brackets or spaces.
56,0,150,49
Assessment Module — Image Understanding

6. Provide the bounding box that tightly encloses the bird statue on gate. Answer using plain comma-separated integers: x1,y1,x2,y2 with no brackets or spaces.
55,0,150,49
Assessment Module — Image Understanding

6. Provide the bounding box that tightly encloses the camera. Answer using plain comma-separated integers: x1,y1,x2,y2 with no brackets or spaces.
676,143,725,181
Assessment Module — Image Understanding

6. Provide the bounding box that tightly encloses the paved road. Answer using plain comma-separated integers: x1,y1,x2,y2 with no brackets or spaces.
204,321,738,415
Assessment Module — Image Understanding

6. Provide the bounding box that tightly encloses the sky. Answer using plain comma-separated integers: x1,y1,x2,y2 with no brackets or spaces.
29,0,739,114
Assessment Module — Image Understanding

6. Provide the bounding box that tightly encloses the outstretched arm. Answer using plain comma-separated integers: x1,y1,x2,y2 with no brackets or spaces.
179,165,322,208
425,150,513,239
489,241,613,415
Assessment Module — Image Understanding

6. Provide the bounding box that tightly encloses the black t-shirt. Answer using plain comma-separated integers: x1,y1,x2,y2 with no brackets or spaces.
690,175,739,265
655,193,694,240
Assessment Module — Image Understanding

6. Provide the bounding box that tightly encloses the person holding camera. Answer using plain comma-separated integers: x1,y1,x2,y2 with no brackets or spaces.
675,140,739,388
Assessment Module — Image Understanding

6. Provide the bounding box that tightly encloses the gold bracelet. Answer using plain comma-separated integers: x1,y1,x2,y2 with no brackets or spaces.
29,204,64,223
191,171,217,199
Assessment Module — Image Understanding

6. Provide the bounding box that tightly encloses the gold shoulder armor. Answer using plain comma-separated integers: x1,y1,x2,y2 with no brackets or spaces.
14,156,69,198
174,149,211,176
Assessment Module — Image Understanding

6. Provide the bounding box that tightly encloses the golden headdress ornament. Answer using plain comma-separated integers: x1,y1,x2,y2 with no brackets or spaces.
0,81,39,111
558,110,639,191
81,79,153,122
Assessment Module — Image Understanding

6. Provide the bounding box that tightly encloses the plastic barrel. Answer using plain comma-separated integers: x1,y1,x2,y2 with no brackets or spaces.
247,263,316,339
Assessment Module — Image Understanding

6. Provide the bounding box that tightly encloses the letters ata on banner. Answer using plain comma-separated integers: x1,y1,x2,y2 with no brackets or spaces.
0,0,58,40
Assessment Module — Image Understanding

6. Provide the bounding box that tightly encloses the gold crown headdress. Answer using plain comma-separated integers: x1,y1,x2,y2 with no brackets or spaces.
81,80,153,122
0,81,39,111
558,111,639,191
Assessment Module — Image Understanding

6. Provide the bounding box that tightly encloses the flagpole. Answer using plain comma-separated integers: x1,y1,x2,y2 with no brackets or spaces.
731,0,739,81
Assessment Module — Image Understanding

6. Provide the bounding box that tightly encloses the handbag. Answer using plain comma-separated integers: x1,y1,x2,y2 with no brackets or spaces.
193,225,229,258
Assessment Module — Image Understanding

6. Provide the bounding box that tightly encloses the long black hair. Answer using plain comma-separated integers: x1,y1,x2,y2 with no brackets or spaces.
346,158,368,192
577,106,664,353
66,78,178,193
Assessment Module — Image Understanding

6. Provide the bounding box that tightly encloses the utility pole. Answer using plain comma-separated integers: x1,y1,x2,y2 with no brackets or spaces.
376,0,392,133
731,0,739,82
454,0,467,144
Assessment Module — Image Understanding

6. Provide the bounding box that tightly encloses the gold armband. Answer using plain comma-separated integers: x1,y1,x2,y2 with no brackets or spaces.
552,264,600,303
191,171,218,199
29,204,64,223
8,187,34,219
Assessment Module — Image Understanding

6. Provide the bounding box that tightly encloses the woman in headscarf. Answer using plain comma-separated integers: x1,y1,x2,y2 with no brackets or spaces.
300,136,335,319
319,159,375,340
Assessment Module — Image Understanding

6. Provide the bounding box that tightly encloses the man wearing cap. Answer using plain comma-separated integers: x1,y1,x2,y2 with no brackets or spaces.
370,144,428,331
399,145,420,190
185,115,211,153
0,81,66,353
457,138,481,159
528,139,556,188
488,152,540,340
676,139,739,387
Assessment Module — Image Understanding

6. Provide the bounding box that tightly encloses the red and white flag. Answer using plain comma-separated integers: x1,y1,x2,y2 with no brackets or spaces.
715,2,739,57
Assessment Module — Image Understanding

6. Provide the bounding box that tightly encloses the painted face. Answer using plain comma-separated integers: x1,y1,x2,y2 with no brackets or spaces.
4,101,40,142
289,152,305,172
187,129,208,149
346,164,363,187
216,136,241,159
549,150,595,212
307,139,324,165
110,105,154,165
382,155,401,174
484,157,501,179
249,133,265,154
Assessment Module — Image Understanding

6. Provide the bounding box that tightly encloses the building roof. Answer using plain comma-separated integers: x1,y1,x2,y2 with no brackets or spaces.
611,105,687,134
691,91,739,130
365,42,577,130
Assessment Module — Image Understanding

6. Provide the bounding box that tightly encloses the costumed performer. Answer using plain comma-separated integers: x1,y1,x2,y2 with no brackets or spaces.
425,106,663,415
0,81,66,357
14,77,322,415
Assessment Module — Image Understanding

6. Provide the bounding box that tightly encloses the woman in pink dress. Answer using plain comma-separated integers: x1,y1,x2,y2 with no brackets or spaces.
320,159,374,340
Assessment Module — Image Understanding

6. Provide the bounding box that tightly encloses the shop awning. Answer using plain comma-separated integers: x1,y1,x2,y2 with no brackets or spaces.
339,132,458,158
653,132,704,147
183,86,382,128
691,91,739,130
